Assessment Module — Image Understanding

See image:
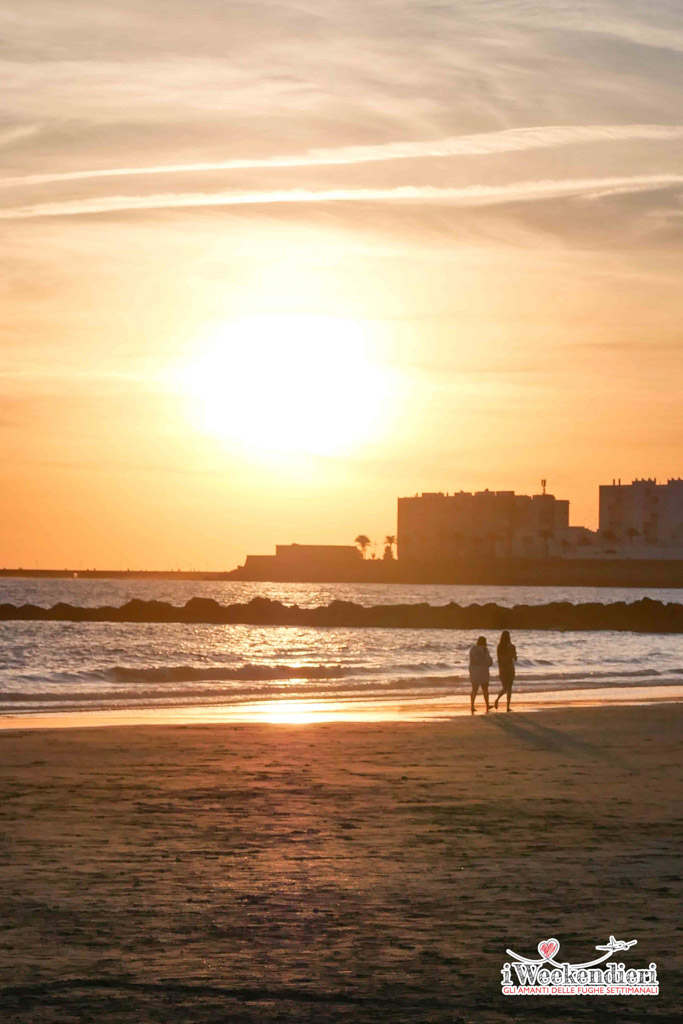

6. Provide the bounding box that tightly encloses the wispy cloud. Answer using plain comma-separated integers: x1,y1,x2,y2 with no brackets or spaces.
2,123,682,189
2,173,681,220
0,124,40,148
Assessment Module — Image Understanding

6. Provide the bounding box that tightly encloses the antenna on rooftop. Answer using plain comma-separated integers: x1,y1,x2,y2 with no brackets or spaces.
541,478,547,495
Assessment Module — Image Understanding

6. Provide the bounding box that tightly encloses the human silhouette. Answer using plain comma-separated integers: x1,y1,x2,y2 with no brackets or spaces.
468,636,492,714
494,630,517,712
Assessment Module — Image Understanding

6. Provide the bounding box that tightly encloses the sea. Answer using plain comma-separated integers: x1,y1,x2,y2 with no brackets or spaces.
1,579,682,722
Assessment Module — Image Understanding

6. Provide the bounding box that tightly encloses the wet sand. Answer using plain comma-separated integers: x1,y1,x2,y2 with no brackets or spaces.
0,704,680,1022
1,684,682,728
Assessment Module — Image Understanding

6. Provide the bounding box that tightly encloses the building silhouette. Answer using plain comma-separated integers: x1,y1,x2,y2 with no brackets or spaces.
231,477,683,581
242,543,362,580
397,487,572,563
600,478,683,548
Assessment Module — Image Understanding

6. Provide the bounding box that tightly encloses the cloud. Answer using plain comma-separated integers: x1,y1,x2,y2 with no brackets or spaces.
2,123,682,190
2,172,681,220
0,125,41,148
528,4,683,55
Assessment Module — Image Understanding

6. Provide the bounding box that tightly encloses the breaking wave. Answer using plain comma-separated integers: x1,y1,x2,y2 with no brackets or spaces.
107,663,349,683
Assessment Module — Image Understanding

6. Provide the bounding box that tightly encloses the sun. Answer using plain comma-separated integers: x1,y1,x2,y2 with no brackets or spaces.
179,315,386,456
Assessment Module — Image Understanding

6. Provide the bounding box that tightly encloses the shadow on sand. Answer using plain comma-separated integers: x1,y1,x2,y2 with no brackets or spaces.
485,711,612,760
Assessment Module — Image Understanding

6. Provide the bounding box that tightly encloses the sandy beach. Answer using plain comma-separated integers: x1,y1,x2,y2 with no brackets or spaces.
0,704,680,1022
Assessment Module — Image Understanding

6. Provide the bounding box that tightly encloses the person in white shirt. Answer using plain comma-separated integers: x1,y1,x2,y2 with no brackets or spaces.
468,636,493,714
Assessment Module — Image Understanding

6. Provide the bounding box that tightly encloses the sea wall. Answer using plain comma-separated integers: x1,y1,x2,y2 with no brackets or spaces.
0,597,681,631
3,556,683,586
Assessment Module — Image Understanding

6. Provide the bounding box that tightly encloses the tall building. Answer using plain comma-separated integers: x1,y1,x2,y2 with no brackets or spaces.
599,478,683,547
397,488,570,562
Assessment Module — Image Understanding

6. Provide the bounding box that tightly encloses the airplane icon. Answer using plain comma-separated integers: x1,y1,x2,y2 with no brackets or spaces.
595,936,637,953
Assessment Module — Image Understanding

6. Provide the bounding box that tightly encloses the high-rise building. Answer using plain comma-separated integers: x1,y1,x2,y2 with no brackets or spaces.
599,478,683,547
397,488,570,562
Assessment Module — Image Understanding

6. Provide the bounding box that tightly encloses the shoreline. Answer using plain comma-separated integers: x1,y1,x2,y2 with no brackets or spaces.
1,684,681,730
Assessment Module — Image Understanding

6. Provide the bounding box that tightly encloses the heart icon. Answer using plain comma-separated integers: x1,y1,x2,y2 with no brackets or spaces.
538,939,560,960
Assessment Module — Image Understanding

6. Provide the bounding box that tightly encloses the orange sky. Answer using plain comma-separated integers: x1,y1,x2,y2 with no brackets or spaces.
1,1,682,569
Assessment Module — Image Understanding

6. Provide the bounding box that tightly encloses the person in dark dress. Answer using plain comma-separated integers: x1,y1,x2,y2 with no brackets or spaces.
494,630,517,711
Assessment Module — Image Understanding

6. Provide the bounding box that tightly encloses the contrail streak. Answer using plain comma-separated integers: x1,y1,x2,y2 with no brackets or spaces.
1,173,680,219
2,124,682,189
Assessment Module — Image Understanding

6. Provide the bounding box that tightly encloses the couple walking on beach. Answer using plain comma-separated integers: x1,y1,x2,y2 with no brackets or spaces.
469,631,516,714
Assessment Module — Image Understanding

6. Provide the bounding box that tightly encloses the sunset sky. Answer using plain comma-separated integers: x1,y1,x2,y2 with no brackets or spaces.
2,0,682,569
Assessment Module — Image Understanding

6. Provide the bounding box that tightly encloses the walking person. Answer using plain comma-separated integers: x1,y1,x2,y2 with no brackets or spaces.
494,630,517,712
469,636,493,714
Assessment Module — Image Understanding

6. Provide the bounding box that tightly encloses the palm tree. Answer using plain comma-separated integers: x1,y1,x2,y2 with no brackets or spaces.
354,534,371,559
384,535,397,560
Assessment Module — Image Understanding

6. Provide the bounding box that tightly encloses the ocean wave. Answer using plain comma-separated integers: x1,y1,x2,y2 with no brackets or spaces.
515,667,669,682
3,671,680,707
3,662,676,694
107,663,349,683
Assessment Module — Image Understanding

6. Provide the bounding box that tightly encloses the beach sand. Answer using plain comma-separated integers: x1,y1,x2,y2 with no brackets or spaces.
0,704,680,1022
